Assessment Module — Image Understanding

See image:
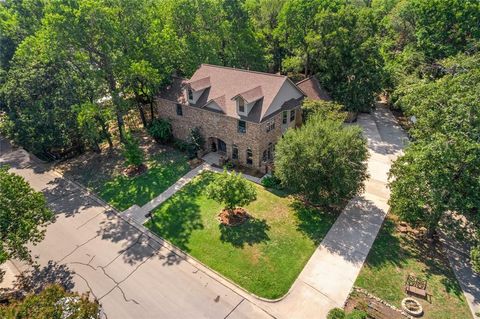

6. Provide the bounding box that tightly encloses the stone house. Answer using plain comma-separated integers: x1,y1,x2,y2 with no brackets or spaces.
156,64,329,173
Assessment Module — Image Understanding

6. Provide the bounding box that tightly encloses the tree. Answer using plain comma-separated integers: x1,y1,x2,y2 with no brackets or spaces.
122,132,144,169
0,284,100,319
275,112,369,208
0,166,54,264
206,170,257,212
301,99,346,123
124,60,162,127
308,5,386,112
76,102,113,153
388,53,480,238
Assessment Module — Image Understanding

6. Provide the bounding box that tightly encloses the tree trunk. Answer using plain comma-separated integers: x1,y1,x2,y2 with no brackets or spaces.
93,140,101,154
106,71,125,142
137,103,147,128
149,99,155,124
97,116,113,150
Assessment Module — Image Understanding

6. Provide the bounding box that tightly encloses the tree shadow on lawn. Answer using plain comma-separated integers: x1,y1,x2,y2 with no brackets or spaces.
219,218,270,248
291,200,338,245
362,217,465,300
146,176,208,252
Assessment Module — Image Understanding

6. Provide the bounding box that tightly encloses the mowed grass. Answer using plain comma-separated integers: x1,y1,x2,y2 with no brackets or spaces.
145,171,337,299
97,150,190,211
355,216,471,319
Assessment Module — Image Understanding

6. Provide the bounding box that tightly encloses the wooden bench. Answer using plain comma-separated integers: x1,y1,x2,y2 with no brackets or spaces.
405,274,430,302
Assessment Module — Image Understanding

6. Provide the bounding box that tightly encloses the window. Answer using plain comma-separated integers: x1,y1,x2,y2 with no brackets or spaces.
290,109,296,122
238,99,245,113
188,89,193,100
238,120,246,133
262,150,267,162
232,145,238,160
176,104,183,116
266,120,275,132
282,111,288,124
246,148,253,165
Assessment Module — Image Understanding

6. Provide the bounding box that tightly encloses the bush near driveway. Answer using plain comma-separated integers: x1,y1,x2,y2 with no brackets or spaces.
145,171,337,299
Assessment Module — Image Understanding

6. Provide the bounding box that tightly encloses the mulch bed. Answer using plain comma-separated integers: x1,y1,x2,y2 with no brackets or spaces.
123,164,147,177
218,208,250,226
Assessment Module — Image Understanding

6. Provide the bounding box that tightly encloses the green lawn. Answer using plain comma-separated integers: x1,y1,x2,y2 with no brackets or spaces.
97,151,190,211
145,171,337,299
355,216,471,319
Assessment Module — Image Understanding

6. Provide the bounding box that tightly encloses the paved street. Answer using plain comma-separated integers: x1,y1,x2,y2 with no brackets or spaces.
0,138,273,319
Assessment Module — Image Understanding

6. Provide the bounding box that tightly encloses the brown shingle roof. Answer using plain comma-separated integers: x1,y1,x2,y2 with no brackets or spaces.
159,64,305,122
296,76,332,101
231,86,263,103
187,76,211,91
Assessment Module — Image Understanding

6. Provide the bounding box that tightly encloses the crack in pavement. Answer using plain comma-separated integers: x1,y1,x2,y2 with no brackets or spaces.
101,235,144,269
58,234,101,263
74,272,99,300
97,250,156,302
76,208,108,230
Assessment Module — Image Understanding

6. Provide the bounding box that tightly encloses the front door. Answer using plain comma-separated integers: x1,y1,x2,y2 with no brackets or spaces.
217,139,227,154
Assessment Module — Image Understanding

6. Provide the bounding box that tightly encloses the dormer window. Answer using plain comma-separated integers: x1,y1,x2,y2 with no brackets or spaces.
188,89,193,101
238,99,245,113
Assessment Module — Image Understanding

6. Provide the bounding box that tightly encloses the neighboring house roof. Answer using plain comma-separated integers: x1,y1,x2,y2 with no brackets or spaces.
296,76,332,101
159,64,330,123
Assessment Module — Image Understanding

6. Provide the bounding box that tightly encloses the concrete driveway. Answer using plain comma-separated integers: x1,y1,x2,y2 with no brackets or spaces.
0,138,272,319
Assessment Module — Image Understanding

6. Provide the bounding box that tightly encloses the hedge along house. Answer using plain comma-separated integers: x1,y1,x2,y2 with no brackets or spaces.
156,64,329,173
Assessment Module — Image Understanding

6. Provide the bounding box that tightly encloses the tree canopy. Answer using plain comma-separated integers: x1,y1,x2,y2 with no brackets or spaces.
0,284,100,319
274,111,369,208
0,166,54,264
206,170,257,211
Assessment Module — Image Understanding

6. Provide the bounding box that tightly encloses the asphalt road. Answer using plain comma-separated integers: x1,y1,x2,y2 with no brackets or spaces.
0,138,273,319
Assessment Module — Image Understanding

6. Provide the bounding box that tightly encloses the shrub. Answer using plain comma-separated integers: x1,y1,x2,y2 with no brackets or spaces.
261,175,282,189
187,127,205,152
346,310,368,319
122,132,144,167
327,308,345,319
148,118,172,143
206,170,257,211
471,246,480,273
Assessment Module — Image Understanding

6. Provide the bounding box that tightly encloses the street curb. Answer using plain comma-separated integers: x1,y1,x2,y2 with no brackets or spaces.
51,166,289,306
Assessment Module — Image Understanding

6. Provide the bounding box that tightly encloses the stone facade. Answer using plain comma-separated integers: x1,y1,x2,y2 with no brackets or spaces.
155,97,301,173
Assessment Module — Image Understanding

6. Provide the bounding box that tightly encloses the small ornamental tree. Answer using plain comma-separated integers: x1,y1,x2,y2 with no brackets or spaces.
0,284,101,319
275,111,368,208
0,166,54,265
122,132,144,168
206,170,257,213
